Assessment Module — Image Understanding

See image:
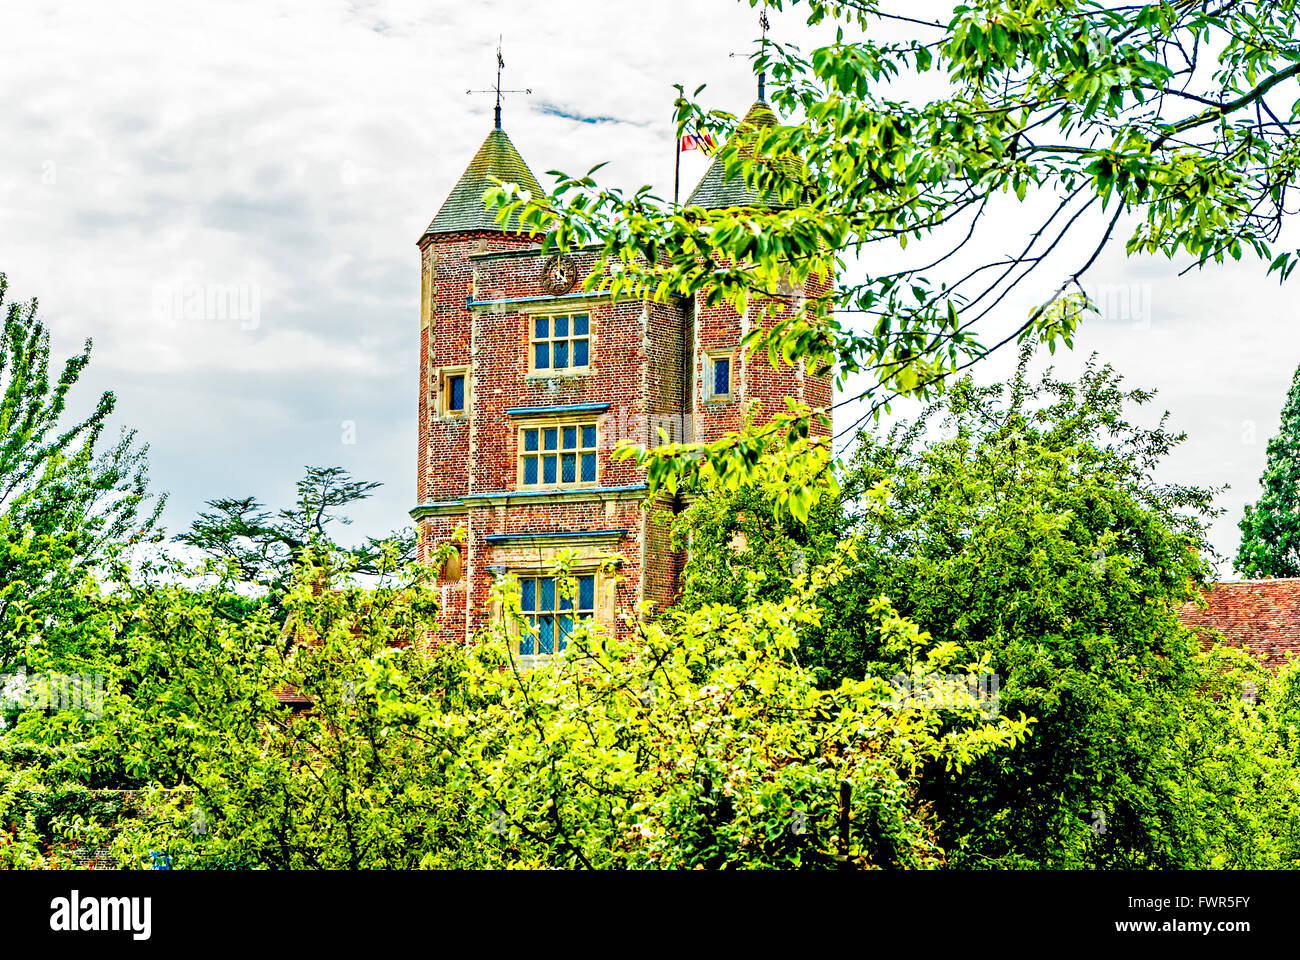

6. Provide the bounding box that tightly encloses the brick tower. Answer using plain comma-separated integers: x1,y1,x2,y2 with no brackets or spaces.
412,97,832,659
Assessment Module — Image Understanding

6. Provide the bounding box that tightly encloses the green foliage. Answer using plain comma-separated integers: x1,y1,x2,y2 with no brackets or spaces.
80,545,441,868
0,272,162,671
1237,363,1300,577
626,398,838,526
71,542,1028,869
675,351,1300,867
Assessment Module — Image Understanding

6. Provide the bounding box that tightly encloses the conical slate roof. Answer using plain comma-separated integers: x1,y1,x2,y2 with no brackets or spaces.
423,127,544,238
685,100,793,210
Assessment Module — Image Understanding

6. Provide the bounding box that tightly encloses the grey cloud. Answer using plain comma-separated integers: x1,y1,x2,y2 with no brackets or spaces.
201,191,314,234
535,101,637,126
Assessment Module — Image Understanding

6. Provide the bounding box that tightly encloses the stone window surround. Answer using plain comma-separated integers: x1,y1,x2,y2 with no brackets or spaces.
431,363,471,419
514,416,601,491
704,346,736,403
485,545,623,668
521,301,598,380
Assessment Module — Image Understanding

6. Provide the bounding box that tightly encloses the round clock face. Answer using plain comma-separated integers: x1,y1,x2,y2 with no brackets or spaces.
540,254,578,296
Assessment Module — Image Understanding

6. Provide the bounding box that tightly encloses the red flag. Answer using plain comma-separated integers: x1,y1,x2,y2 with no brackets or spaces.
679,130,717,154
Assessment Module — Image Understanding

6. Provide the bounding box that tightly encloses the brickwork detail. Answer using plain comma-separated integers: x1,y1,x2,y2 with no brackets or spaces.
414,125,834,647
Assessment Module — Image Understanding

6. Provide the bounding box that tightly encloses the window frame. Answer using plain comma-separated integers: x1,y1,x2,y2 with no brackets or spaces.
704,348,735,403
527,311,593,376
516,418,600,490
515,571,598,657
432,364,470,419
439,543,463,582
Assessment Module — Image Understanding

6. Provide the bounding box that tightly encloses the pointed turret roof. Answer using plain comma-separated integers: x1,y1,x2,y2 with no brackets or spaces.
685,100,792,211
422,127,543,239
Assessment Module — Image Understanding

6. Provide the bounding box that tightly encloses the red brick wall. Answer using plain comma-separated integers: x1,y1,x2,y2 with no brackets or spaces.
642,500,682,612
415,235,834,645
419,232,537,505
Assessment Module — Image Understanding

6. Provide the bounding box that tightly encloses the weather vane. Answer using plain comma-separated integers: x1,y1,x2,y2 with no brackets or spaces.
730,5,773,101
466,36,531,129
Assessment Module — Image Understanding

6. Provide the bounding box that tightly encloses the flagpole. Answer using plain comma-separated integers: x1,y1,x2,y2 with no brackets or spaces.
673,89,681,208
674,141,681,208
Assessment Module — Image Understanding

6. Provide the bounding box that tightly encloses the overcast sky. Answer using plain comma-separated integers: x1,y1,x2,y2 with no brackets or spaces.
2,0,1297,575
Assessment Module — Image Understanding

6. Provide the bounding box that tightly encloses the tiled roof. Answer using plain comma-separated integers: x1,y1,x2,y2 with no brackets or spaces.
274,685,314,708
423,127,544,239
1178,579,1300,669
685,100,794,211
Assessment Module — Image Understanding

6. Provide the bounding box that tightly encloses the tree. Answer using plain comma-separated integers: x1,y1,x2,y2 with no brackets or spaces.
175,465,415,621
491,0,1300,515
0,273,162,670
849,360,1232,867
674,350,1300,867
70,540,1030,870
1236,363,1300,577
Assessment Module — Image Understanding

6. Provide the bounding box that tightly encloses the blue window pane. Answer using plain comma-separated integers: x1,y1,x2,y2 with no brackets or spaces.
542,456,556,483
574,315,589,335
544,428,558,450
535,343,549,369
581,453,596,482
558,615,572,651
714,357,730,396
554,316,568,337
561,453,576,483
523,458,538,485
573,339,588,366
520,620,535,656
537,616,554,654
524,429,538,451
578,576,594,610
582,426,596,448
521,578,536,611
553,342,568,369
449,375,465,411
541,578,555,609
534,317,549,339
562,426,577,449
558,588,572,612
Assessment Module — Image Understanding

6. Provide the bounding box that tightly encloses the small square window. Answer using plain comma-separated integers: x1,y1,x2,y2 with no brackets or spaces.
705,351,734,402
435,366,470,417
